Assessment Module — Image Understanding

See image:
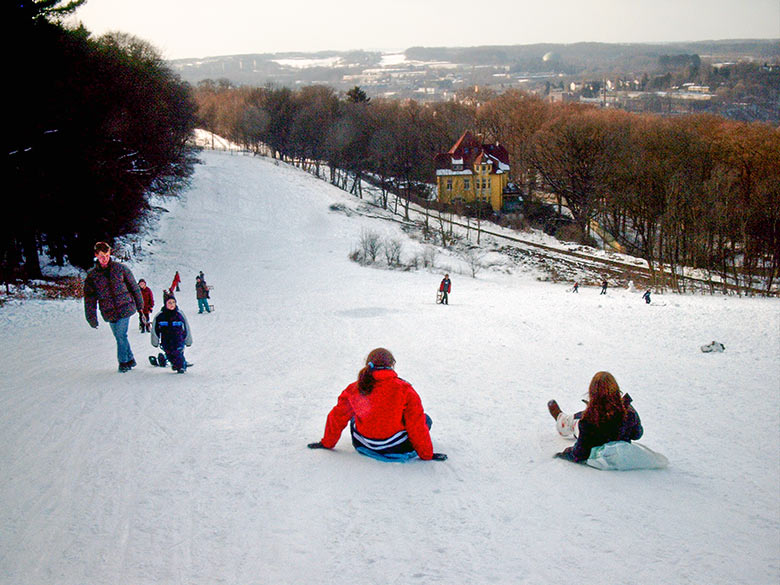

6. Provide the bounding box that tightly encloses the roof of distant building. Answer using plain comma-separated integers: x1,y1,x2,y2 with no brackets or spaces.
434,131,510,175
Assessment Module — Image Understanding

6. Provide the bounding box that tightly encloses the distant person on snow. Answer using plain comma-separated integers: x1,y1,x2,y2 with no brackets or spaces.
196,276,211,313
170,271,182,292
308,348,447,461
600,279,608,295
138,279,154,332
150,291,193,373
642,290,651,304
572,282,579,293
439,274,451,305
83,241,144,373
547,371,643,463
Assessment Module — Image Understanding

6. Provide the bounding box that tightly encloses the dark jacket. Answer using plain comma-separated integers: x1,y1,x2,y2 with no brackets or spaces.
83,260,144,326
558,401,643,463
439,278,451,293
151,307,193,351
196,279,210,299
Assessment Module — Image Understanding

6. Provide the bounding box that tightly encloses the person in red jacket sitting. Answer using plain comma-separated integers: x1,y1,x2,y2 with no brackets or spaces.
308,348,447,461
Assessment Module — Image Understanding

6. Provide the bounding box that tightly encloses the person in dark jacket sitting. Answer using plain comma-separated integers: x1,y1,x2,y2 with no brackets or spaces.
151,292,193,373
547,371,643,463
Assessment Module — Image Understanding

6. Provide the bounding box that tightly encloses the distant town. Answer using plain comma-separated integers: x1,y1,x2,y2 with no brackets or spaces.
170,40,780,123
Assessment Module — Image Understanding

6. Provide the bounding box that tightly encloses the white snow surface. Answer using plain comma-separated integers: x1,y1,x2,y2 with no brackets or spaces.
1,150,778,585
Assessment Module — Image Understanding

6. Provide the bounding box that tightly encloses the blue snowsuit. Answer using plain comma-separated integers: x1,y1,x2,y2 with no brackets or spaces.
151,307,193,370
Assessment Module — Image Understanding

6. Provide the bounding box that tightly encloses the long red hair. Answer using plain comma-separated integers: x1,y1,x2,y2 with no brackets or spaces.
581,371,626,426
357,348,396,395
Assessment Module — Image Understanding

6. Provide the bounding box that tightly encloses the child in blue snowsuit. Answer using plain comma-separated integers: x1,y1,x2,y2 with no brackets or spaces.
151,292,193,373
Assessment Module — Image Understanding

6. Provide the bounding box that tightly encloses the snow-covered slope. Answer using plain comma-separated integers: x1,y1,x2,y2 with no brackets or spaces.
1,150,778,585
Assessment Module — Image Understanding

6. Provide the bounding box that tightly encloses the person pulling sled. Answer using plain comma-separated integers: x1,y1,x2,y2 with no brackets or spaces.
149,291,193,373
438,274,451,305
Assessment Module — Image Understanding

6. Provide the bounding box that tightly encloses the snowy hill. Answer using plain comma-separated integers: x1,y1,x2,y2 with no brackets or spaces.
1,150,778,585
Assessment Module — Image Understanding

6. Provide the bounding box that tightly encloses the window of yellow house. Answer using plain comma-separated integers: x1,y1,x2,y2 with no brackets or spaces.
446,178,452,191
464,178,470,190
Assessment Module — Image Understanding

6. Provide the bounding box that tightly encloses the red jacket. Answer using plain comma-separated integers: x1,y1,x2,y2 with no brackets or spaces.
140,287,154,314
320,369,434,460
439,278,451,293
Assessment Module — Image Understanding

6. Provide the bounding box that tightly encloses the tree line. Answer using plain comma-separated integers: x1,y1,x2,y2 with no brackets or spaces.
3,1,197,281
195,83,779,294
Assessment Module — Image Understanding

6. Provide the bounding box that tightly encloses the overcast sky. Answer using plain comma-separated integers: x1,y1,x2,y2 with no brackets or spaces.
69,0,780,60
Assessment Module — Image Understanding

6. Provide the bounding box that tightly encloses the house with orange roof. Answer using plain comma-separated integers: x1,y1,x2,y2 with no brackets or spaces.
434,131,518,212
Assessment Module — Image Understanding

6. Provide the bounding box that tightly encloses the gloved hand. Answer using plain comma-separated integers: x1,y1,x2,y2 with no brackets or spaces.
307,442,326,449
431,453,448,461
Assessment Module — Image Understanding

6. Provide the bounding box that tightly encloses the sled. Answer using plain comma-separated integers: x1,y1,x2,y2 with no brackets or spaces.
701,341,725,353
586,441,668,471
436,291,443,304
208,304,215,312
355,446,418,463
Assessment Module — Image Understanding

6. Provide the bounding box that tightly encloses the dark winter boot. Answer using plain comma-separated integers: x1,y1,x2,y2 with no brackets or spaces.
157,353,167,368
149,356,158,367
547,400,562,420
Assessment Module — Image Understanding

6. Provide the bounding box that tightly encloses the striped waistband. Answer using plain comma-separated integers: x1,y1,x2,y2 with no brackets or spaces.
350,422,409,452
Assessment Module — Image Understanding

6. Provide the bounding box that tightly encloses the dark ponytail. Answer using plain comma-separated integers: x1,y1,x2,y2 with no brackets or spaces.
357,348,396,395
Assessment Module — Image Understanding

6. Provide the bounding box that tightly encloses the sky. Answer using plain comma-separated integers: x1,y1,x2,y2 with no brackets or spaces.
69,0,780,60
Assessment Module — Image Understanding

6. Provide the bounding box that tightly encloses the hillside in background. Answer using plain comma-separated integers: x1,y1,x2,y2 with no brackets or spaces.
170,39,780,122
1,149,778,585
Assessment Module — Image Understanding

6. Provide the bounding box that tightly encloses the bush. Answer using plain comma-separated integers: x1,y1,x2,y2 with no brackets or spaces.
358,229,382,264
383,237,402,266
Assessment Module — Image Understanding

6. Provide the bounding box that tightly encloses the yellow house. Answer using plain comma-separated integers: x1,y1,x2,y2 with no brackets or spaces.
434,131,515,212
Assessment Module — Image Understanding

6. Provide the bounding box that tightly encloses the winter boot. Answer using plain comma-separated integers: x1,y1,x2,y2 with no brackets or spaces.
157,353,168,368
547,400,562,420
149,356,158,367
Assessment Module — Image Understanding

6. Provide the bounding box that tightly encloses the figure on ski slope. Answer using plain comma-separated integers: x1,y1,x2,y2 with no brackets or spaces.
196,275,211,313
547,371,643,463
138,278,154,332
170,271,181,292
83,241,144,373
150,291,193,373
438,274,451,305
308,348,447,461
